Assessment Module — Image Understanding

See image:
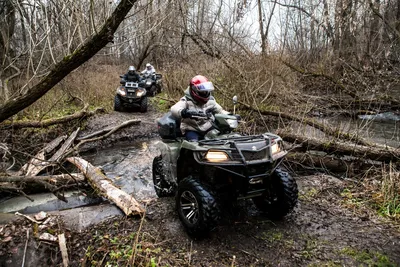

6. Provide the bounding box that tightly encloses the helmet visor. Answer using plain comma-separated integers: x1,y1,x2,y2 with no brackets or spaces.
196,81,214,92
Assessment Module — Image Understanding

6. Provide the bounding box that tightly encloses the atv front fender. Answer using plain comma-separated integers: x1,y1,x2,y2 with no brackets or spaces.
155,141,182,183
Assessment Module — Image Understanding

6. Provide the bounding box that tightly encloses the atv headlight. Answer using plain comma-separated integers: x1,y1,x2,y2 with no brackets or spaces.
117,87,126,96
205,151,229,162
146,81,152,86
271,143,281,154
226,119,238,129
136,89,145,97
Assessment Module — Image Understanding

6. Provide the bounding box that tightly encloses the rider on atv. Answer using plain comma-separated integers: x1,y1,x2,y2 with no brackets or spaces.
141,63,156,77
170,75,230,141
123,66,142,82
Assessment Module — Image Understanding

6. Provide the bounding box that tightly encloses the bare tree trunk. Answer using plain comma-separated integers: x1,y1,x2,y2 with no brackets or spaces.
257,0,266,55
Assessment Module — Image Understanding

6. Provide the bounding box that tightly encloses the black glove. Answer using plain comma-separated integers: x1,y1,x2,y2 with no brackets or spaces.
181,108,192,118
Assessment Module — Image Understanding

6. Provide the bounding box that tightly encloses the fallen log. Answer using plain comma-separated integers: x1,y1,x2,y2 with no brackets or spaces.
279,131,400,163
0,105,105,129
66,157,144,216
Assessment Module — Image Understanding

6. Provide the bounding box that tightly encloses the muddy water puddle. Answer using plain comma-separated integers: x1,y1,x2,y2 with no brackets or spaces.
81,138,160,200
0,139,160,220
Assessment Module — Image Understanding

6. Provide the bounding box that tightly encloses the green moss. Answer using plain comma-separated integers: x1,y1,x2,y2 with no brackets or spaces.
340,247,396,266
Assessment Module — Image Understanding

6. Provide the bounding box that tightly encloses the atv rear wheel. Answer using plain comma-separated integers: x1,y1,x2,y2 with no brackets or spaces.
139,96,148,112
176,177,220,236
114,95,122,111
252,168,298,219
152,156,174,197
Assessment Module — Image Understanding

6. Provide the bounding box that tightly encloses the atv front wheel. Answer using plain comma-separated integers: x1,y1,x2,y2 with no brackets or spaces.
152,156,174,197
114,95,122,111
139,97,148,113
252,168,298,218
176,177,220,236
151,85,157,97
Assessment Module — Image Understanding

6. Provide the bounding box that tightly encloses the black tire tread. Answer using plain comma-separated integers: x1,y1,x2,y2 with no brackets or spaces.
114,95,122,111
152,156,174,197
140,96,148,113
177,176,220,236
253,168,298,218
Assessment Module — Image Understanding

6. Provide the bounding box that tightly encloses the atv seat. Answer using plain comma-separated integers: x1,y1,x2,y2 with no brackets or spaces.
157,112,183,139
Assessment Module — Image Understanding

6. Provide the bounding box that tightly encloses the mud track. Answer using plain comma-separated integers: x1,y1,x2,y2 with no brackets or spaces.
1,103,400,266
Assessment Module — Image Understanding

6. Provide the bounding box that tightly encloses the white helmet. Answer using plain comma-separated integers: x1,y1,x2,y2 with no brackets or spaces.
128,66,135,72
146,63,151,67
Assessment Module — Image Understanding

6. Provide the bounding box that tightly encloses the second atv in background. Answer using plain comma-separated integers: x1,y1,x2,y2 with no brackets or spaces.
141,72,163,97
114,66,148,112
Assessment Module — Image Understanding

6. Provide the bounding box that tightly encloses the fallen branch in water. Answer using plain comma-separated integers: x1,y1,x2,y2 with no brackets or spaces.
69,119,141,155
66,157,145,216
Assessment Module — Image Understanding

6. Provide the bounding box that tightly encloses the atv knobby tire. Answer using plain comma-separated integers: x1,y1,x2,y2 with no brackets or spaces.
114,95,122,111
176,177,220,236
140,96,148,113
252,168,298,219
152,156,174,197
151,85,157,97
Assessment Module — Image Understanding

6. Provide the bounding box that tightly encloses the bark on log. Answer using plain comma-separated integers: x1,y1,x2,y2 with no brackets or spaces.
66,157,144,216
0,106,104,129
280,131,400,163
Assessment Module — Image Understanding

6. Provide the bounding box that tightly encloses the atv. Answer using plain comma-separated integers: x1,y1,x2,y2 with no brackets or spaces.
152,97,298,236
142,73,163,97
114,75,148,112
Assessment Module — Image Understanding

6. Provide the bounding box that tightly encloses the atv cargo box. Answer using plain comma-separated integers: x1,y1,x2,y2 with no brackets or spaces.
157,112,182,139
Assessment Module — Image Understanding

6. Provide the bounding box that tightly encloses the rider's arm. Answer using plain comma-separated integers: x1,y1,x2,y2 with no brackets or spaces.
171,98,187,119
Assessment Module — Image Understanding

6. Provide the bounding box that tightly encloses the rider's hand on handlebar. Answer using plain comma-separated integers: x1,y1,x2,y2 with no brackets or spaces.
181,109,193,118
181,109,208,119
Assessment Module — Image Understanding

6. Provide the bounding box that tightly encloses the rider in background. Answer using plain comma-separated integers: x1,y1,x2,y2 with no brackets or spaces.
123,66,141,82
141,63,156,76
171,75,229,141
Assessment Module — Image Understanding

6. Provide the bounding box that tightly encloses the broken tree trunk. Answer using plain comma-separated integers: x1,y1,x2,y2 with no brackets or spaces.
66,157,144,216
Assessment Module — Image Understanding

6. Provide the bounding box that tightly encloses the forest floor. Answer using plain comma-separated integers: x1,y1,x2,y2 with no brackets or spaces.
1,101,400,267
